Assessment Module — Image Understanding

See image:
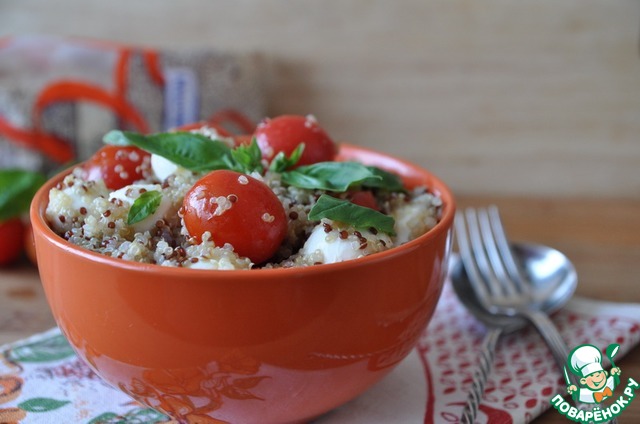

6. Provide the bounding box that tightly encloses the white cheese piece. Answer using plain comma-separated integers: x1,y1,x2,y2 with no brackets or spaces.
151,126,235,181
151,154,178,182
300,220,393,264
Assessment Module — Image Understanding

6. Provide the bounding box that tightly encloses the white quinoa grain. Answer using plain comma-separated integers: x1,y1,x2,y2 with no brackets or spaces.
305,114,318,128
262,213,275,223
212,196,233,216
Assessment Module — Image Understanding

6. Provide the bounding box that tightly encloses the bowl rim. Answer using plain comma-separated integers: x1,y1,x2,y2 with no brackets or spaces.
30,142,456,279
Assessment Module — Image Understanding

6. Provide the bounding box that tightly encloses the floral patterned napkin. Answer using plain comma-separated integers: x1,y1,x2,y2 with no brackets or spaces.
1,280,639,423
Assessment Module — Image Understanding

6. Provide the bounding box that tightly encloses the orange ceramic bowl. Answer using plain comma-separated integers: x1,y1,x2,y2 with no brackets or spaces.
30,144,455,424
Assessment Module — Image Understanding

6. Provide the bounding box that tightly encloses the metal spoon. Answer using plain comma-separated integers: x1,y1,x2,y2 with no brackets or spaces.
450,242,578,423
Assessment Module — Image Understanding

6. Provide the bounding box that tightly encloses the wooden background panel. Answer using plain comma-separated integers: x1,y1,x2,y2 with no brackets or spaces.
1,0,639,198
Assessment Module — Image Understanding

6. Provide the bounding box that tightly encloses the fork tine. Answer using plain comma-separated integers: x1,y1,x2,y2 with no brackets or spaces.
464,208,504,297
454,211,491,309
486,205,530,295
477,208,518,296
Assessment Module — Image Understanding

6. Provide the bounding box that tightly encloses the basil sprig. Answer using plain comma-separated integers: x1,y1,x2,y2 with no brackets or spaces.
269,144,305,173
223,138,264,174
0,169,46,221
308,194,396,235
127,191,163,225
104,130,233,172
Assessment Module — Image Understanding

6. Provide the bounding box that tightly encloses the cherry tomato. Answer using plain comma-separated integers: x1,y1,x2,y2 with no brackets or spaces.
348,191,380,211
182,170,287,264
0,218,25,266
253,115,337,167
82,145,151,190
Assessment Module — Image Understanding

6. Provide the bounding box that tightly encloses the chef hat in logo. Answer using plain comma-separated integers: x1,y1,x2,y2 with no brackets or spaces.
569,344,604,378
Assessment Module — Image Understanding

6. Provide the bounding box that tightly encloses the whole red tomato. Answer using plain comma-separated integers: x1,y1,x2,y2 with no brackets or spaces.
253,115,337,167
82,145,151,190
0,218,25,266
182,170,288,264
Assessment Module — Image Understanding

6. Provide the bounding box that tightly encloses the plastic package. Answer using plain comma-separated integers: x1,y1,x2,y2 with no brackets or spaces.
0,35,266,172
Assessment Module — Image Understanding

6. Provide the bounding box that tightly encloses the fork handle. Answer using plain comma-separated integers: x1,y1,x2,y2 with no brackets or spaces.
460,328,502,424
525,311,619,424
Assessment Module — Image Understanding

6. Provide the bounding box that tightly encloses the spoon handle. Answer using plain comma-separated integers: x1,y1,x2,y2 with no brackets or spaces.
524,310,570,376
460,328,502,424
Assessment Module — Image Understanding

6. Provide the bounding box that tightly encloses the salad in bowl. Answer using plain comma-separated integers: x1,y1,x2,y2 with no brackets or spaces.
46,114,442,269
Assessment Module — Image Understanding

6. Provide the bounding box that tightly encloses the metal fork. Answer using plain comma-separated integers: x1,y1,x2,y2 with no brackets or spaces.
455,205,572,370
455,206,619,424
455,206,579,423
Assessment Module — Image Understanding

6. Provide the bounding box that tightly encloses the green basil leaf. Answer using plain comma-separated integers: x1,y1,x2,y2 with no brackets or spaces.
127,191,163,225
0,169,46,221
308,194,395,235
104,130,232,171
225,138,264,174
362,166,405,191
281,162,381,191
269,143,305,173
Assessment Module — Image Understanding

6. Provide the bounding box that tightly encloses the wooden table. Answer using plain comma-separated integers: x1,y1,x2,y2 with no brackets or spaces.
1,196,638,423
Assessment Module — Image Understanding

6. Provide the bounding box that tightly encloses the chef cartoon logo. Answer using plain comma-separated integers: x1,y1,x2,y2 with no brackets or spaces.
565,344,621,404
551,343,639,423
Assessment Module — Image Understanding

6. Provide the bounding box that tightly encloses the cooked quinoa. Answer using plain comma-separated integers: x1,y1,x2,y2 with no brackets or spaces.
46,129,442,270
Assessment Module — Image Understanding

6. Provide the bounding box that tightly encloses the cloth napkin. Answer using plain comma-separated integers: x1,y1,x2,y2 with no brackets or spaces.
1,280,639,424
